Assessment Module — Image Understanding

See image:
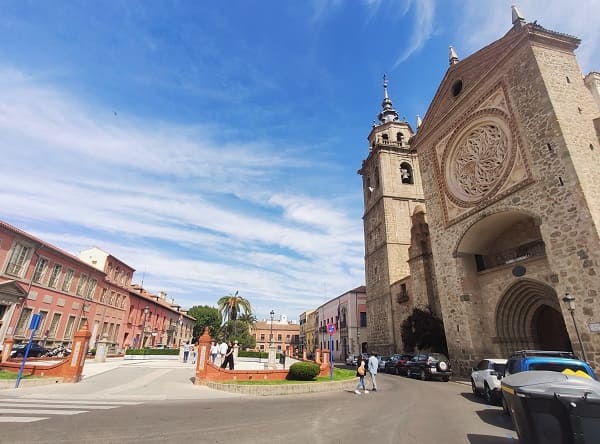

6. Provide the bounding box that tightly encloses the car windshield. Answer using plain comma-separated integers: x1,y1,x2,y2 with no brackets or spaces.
491,363,506,373
529,362,590,375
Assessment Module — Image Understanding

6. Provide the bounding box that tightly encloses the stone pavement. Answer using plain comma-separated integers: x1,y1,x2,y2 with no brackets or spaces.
0,356,299,400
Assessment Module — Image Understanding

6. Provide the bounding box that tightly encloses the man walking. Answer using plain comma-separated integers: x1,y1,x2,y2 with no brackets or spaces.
183,342,190,363
367,352,378,391
218,340,228,367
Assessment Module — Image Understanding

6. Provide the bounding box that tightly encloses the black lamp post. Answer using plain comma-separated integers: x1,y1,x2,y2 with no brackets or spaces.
269,310,275,348
562,293,587,362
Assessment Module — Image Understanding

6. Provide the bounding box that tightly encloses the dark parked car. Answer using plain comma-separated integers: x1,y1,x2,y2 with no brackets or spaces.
10,343,49,358
385,354,414,375
405,352,452,381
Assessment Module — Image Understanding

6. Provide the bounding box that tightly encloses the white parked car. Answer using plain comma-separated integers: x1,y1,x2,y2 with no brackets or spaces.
470,358,507,404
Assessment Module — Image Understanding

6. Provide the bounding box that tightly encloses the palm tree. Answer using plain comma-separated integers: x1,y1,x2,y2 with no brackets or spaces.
217,291,252,323
238,312,257,328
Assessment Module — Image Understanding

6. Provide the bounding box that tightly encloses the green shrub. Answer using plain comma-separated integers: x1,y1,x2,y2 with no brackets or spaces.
125,348,179,355
286,361,320,381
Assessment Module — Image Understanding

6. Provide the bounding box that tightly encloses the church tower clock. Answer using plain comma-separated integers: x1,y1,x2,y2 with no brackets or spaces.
358,76,425,354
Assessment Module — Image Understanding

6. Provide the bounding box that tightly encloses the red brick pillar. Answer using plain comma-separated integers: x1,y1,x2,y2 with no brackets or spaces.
63,322,92,383
194,327,212,385
2,338,14,363
315,348,321,364
322,349,330,367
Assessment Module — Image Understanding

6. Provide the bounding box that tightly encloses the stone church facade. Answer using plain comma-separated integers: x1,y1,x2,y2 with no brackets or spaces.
359,7,600,375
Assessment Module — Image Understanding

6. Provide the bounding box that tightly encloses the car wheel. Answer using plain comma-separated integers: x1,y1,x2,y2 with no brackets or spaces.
484,384,492,404
406,368,411,378
442,376,450,382
420,369,427,381
394,367,399,375
471,379,478,395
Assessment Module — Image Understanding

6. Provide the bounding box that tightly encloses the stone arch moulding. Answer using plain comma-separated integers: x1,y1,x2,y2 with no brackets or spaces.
452,207,543,258
494,278,566,355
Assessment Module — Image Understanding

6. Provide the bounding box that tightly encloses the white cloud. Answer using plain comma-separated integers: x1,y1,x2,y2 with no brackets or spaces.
391,0,436,69
454,1,600,74
0,68,365,318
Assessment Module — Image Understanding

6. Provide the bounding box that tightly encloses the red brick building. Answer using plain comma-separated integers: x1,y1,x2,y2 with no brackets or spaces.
0,221,194,352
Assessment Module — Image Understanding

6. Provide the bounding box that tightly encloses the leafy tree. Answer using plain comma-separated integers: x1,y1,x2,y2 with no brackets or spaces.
219,320,256,350
217,290,252,322
400,306,448,355
187,305,222,340
237,312,257,328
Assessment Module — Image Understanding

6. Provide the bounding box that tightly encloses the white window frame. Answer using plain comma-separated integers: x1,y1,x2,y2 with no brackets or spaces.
48,312,62,338
86,278,97,300
5,241,34,278
32,257,50,284
76,274,88,296
47,263,63,288
64,315,76,339
62,268,74,292
34,310,49,337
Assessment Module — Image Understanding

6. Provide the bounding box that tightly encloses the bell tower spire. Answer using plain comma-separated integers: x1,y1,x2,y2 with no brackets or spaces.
378,74,400,124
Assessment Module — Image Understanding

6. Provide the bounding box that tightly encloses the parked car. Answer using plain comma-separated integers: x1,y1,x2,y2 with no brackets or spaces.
345,354,359,366
385,354,414,375
405,352,452,381
501,350,597,414
378,356,391,371
10,343,49,358
470,358,507,404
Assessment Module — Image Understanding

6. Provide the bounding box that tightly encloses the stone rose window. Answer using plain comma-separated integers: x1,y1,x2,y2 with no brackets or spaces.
443,114,515,206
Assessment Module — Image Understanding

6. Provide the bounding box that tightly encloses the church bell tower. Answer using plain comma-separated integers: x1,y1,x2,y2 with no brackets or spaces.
358,76,425,354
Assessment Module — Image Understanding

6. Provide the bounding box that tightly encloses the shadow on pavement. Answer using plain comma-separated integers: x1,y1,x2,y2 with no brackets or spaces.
460,391,500,406
475,408,515,431
467,434,518,443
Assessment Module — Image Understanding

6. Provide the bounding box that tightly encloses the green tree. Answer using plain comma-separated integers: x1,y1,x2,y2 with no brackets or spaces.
187,305,222,340
238,312,257,328
217,291,252,322
400,306,448,355
220,320,256,350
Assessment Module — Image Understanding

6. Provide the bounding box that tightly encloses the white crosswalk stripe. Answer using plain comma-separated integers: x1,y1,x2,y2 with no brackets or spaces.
0,397,143,424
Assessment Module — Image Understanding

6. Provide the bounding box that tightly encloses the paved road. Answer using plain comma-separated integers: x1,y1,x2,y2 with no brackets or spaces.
0,364,517,443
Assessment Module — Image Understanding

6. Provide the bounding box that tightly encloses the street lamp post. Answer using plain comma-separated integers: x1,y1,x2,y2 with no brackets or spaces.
562,293,588,362
140,306,149,349
269,310,275,348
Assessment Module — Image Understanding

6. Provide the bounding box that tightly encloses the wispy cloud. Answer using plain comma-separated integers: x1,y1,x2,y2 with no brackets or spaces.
454,1,600,73
310,0,344,23
391,0,436,69
0,67,364,317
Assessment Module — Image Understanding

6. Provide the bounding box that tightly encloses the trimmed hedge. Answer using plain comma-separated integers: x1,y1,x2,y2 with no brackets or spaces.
238,351,276,359
286,361,320,381
125,348,179,355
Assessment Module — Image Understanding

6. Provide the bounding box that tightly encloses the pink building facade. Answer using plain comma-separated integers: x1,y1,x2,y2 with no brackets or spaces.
0,221,194,352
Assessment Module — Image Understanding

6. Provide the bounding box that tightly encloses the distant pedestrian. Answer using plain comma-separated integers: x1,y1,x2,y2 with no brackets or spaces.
220,341,234,370
218,340,228,366
210,341,218,363
368,352,378,391
183,342,190,363
355,357,368,395
190,344,197,364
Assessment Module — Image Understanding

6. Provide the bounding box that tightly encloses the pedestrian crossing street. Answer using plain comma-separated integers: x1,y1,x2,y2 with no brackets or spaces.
0,397,143,423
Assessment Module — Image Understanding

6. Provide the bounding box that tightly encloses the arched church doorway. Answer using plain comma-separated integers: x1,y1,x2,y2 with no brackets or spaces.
496,279,571,356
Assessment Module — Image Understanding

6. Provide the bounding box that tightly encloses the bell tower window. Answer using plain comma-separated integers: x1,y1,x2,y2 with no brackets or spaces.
400,162,413,184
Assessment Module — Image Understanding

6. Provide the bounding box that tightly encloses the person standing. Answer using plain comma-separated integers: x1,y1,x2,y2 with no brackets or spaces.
190,344,197,364
183,342,190,363
210,341,218,363
218,340,228,366
354,357,368,395
368,352,378,391
220,341,234,370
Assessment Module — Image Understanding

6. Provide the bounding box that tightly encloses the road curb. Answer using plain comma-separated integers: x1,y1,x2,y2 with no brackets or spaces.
205,378,358,396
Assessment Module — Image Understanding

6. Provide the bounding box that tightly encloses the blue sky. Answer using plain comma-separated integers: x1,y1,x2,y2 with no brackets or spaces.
1,0,598,321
